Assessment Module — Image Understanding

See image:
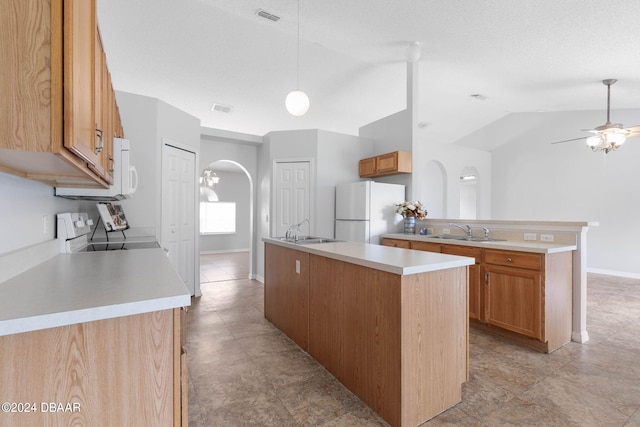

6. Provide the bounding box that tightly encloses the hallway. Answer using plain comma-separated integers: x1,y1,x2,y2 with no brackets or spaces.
187,253,640,426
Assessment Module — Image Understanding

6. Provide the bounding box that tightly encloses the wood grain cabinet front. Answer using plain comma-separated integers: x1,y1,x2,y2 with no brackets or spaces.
381,237,411,249
0,309,187,426
264,243,309,350
0,0,123,188
358,151,412,178
380,237,573,353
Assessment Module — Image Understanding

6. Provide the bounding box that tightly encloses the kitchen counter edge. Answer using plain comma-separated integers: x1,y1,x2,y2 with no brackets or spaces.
264,237,474,275
381,233,577,253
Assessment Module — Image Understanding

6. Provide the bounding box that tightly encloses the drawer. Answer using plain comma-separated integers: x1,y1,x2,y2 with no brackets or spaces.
410,241,441,253
441,244,482,263
381,238,410,249
484,249,542,271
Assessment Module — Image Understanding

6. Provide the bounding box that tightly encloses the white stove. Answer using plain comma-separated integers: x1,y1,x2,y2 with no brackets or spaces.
57,212,159,253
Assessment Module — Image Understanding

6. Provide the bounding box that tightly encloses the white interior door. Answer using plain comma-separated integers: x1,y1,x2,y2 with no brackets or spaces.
274,161,311,237
162,144,196,295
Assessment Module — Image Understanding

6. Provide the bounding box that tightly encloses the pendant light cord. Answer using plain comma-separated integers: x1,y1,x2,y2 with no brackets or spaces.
296,0,300,89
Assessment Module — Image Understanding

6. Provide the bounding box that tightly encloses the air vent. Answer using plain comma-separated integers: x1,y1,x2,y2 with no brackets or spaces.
211,103,232,114
256,9,280,22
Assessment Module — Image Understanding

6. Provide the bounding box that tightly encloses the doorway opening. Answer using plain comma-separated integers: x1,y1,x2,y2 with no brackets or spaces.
199,160,254,282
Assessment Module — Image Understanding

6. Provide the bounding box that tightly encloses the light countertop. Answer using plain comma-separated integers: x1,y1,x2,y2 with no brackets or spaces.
264,238,474,275
0,248,191,337
382,233,577,254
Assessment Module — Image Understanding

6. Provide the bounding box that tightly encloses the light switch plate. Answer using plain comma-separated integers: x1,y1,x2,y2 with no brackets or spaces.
442,228,451,234
540,234,554,242
524,233,536,241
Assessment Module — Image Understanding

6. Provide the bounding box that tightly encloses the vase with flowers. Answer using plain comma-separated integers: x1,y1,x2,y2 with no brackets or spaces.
395,201,427,234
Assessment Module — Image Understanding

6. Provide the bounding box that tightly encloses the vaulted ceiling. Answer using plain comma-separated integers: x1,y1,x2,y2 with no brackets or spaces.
97,0,640,149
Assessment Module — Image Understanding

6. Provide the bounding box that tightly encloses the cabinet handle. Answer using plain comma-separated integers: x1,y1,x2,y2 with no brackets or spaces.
484,272,489,284
95,128,104,154
506,257,512,262
108,157,114,173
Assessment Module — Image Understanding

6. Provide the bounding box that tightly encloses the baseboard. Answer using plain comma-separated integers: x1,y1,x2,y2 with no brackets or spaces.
254,274,264,283
588,268,640,280
199,249,249,255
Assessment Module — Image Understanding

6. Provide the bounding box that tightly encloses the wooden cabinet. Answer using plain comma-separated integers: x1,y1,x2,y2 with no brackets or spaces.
382,237,573,352
0,0,122,188
264,242,467,427
359,151,412,178
264,243,309,350
442,245,483,322
381,237,411,248
0,308,187,426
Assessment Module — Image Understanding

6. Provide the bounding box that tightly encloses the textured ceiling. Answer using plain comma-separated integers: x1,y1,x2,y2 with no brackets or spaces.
97,0,640,149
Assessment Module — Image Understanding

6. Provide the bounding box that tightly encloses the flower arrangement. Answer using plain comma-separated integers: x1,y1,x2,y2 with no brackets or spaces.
395,201,427,219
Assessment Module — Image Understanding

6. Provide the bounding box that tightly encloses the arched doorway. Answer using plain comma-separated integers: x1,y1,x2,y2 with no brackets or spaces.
199,160,254,281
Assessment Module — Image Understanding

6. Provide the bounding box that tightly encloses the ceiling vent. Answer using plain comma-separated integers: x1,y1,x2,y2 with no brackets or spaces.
211,103,232,114
256,9,280,22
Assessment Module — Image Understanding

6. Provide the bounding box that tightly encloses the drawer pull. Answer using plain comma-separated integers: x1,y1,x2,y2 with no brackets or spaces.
506,257,512,262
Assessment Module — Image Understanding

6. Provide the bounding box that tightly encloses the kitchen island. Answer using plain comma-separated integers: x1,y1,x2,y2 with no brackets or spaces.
263,238,474,427
0,248,190,426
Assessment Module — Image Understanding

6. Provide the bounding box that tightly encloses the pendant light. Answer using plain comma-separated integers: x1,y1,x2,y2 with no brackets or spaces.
285,0,310,116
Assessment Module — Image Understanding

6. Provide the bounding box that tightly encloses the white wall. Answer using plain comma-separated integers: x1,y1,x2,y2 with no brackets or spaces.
488,109,640,277
411,140,492,221
110,91,200,238
0,172,80,255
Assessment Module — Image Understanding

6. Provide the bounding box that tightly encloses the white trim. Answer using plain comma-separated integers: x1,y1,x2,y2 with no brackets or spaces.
588,268,640,280
254,274,264,283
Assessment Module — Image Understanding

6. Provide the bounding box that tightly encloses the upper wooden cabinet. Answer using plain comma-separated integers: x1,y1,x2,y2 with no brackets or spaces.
359,151,412,178
0,0,122,188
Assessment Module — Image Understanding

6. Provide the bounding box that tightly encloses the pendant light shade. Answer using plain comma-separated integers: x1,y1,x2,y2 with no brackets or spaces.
286,0,309,116
285,89,310,116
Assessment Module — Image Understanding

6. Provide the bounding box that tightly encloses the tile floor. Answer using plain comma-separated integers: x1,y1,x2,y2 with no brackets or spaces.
189,253,640,426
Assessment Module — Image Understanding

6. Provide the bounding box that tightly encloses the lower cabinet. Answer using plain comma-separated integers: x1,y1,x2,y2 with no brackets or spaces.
0,308,187,426
383,237,573,353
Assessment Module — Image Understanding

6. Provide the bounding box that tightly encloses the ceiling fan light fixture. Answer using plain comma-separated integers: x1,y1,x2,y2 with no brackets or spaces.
586,136,601,148
607,133,626,146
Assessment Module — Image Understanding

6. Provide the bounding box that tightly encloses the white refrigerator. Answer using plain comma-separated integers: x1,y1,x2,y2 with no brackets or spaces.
335,181,405,245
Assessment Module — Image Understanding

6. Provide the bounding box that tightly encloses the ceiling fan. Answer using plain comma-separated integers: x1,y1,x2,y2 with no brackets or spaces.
552,79,640,153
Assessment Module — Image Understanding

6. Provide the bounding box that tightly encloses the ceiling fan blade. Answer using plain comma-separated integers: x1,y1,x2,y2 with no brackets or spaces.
551,136,587,144
625,125,640,132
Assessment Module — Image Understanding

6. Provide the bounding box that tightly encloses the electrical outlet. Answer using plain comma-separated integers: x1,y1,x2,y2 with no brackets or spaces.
295,259,300,274
442,228,451,234
540,234,554,242
524,233,537,241
43,215,48,234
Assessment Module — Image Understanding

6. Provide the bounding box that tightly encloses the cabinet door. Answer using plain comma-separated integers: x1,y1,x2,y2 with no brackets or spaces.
376,152,398,174
359,157,376,177
90,26,107,178
484,265,542,340
63,0,99,167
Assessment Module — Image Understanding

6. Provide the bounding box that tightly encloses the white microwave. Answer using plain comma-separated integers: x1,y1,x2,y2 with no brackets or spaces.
55,138,138,201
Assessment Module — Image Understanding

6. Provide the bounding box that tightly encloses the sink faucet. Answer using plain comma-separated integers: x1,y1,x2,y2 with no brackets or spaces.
449,223,472,238
285,218,309,242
